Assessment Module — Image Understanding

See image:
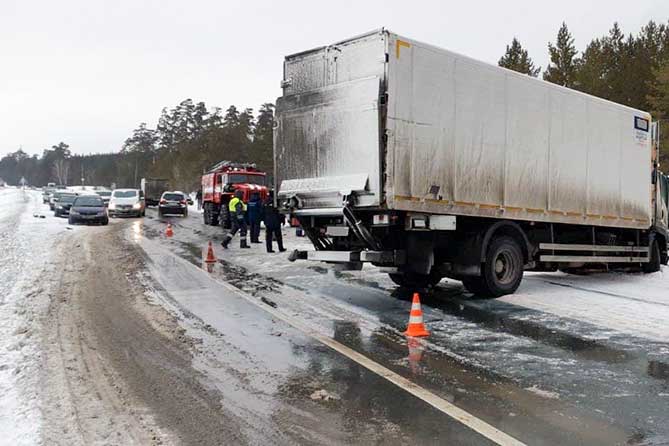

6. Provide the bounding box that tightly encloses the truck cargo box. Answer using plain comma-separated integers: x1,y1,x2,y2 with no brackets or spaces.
275,29,653,230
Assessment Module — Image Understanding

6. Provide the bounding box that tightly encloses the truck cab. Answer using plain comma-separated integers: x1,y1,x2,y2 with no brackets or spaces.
201,161,269,228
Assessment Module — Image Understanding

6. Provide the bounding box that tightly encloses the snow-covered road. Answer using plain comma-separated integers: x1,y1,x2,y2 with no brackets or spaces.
0,188,66,445
140,207,669,445
2,189,669,445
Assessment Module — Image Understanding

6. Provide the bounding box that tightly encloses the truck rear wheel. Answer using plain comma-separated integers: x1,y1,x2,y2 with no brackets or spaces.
464,236,524,298
643,239,661,273
220,207,230,229
388,271,442,289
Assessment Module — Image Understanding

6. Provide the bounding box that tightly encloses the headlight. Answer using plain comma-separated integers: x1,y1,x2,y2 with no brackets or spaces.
108,203,116,210
132,202,141,209
70,210,79,216
56,205,63,209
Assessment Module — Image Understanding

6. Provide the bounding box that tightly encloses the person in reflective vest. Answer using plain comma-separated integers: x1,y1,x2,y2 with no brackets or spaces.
221,190,250,249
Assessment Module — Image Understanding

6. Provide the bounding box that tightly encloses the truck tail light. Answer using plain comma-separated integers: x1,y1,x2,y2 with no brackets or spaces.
180,200,187,205
373,214,389,225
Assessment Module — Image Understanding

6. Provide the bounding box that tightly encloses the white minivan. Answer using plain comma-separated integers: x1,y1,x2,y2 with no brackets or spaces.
108,188,145,218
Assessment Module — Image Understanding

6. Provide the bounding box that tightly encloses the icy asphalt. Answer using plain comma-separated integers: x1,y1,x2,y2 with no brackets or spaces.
2,188,669,445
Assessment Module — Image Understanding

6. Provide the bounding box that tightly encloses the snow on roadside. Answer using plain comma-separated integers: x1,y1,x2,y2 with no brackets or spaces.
502,269,669,342
0,189,68,446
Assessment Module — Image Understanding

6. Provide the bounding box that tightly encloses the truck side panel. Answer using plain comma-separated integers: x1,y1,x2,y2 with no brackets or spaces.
385,33,652,229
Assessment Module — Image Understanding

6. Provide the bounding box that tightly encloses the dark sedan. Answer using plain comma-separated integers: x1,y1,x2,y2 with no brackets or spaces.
158,191,189,217
54,193,78,217
68,195,109,225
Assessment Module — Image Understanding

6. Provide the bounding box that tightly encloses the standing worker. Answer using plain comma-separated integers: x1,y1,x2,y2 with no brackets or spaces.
221,190,250,249
262,198,286,253
247,192,262,244
196,188,203,211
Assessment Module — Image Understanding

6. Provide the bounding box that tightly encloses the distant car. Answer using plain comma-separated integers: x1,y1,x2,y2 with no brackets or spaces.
108,188,145,217
96,190,112,206
54,192,77,217
49,190,70,210
158,191,189,217
68,195,109,225
42,183,56,203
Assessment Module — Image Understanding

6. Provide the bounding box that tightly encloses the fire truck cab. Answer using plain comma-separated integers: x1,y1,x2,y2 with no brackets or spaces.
201,161,269,228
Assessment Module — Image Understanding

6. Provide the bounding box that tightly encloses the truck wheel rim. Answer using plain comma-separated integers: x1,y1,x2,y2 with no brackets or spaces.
494,251,516,284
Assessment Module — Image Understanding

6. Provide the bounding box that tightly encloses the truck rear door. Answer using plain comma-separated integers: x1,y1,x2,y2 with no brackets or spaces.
274,31,387,212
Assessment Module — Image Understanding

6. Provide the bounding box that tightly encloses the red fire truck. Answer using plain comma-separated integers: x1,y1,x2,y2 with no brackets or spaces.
201,161,269,228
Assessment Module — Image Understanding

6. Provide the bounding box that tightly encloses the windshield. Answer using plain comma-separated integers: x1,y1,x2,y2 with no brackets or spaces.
227,174,265,185
59,194,77,204
74,196,104,207
113,190,137,198
162,193,184,201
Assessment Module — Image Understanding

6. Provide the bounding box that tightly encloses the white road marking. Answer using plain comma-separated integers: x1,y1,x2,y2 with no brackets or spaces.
228,285,526,446
142,238,526,446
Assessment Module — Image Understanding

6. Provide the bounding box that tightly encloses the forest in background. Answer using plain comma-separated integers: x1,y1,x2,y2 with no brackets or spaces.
2,20,669,189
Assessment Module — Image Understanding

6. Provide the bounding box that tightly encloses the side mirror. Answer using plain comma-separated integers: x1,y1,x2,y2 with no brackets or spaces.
187,199,194,205
652,167,658,185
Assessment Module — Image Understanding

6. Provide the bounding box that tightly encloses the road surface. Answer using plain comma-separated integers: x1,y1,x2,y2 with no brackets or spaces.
2,187,668,445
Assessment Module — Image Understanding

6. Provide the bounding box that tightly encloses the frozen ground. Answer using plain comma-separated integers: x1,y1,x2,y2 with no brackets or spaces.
2,188,669,445
139,209,669,445
0,188,67,445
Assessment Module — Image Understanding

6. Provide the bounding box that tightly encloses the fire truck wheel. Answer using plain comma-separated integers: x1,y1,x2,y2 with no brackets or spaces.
220,208,230,229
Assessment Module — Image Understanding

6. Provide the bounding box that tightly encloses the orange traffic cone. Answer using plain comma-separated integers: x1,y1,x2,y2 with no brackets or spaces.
404,293,429,337
165,223,174,237
204,241,217,263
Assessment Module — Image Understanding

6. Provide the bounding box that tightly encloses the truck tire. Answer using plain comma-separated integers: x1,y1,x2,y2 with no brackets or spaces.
643,239,661,273
220,207,230,229
465,236,524,298
210,209,219,226
388,271,442,289
203,206,211,225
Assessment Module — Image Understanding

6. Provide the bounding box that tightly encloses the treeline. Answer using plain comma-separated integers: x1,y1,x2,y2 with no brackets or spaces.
500,21,669,164
0,101,274,191
4,20,669,188
120,100,274,191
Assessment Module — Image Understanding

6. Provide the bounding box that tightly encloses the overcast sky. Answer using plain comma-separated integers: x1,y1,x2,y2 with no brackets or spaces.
2,0,668,157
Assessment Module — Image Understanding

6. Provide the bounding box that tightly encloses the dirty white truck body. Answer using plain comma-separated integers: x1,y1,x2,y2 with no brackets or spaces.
275,29,669,295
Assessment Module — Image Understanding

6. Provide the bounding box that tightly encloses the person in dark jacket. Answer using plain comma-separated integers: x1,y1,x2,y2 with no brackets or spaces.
196,188,203,210
221,190,249,249
247,192,262,243
262,199,286,253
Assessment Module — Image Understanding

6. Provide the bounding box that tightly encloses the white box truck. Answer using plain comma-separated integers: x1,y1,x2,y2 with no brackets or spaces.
274,29,669,296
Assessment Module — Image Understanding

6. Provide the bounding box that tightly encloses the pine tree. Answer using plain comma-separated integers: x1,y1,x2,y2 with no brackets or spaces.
574,38,608,99
222,105,240,128
251,103,275,174
498,38,540,77
648,61,669,166
122,123,157,154
544,23,579,87
238,108,255,143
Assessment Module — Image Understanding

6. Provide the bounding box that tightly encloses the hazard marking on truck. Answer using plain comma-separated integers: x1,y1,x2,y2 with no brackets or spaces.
396,39,411,59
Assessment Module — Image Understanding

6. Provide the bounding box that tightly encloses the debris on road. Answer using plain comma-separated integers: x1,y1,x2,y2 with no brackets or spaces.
309,389,339,402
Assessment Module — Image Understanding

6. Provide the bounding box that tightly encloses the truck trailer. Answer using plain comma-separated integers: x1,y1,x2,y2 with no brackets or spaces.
274,29,669,296
141,178,170,207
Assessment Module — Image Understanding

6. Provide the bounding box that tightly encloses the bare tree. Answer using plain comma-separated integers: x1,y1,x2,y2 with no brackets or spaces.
53,159,70,185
